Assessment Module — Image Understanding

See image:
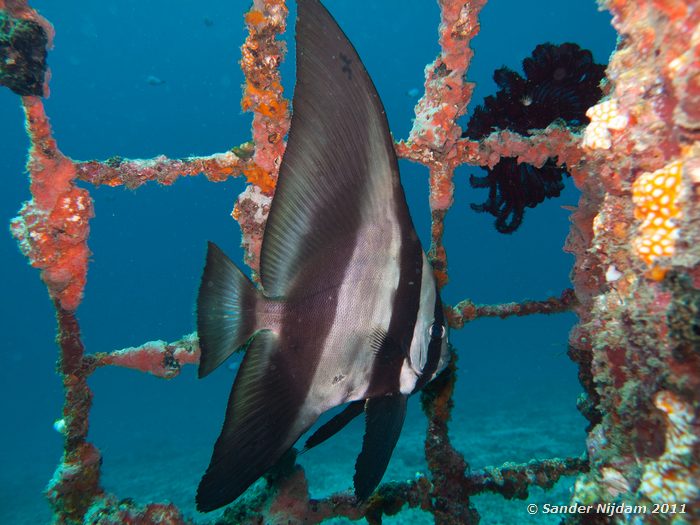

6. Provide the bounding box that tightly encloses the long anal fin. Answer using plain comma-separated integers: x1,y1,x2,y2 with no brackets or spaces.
196,331,313,511
353,394,408,501
302,400,364,452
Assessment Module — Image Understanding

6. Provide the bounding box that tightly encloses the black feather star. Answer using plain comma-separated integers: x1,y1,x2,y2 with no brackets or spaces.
463,43,605,233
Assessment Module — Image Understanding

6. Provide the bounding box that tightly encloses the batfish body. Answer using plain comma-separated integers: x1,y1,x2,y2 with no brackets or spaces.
195,0,450,511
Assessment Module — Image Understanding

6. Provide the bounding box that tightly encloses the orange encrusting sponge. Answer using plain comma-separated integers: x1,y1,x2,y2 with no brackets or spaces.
244,10,266,26
243,165,276,194
632,160,683,268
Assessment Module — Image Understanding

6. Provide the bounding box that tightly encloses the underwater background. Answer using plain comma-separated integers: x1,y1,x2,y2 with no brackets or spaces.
0,1,616,523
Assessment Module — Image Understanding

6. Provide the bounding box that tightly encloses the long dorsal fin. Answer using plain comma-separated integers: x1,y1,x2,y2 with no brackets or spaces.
259,0,414,298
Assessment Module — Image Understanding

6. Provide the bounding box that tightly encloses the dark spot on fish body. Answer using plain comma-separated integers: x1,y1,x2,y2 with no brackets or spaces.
332,374,345,384
339,52,353,80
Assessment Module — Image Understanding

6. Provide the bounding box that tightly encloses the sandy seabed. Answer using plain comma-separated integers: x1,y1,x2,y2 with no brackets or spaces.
1,380,584,525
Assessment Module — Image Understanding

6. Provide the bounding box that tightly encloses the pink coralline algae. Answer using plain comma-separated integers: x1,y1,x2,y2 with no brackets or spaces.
10,97,93,311
93,333,200,379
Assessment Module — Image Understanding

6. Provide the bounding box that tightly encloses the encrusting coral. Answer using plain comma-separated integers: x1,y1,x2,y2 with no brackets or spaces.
632,160,684,271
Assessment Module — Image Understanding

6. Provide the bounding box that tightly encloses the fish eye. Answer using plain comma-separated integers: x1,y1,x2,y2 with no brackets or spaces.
429,323,445,340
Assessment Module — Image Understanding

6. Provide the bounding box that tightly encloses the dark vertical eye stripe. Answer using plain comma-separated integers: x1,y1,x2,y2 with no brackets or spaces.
413,287,443,392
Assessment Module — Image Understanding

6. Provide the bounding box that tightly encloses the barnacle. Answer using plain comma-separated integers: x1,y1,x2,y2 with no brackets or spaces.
463,43,605,233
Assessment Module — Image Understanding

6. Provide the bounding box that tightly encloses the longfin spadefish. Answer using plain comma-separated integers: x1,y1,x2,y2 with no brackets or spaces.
197,0,422,511
259,0,416,298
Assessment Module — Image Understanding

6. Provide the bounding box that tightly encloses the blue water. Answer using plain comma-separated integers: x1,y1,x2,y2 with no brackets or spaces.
1,1,616,523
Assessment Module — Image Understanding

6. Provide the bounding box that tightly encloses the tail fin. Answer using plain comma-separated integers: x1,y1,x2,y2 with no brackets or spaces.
197,241,261,378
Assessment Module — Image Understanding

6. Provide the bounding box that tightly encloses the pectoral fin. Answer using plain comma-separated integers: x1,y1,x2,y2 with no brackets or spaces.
353,394,408,501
